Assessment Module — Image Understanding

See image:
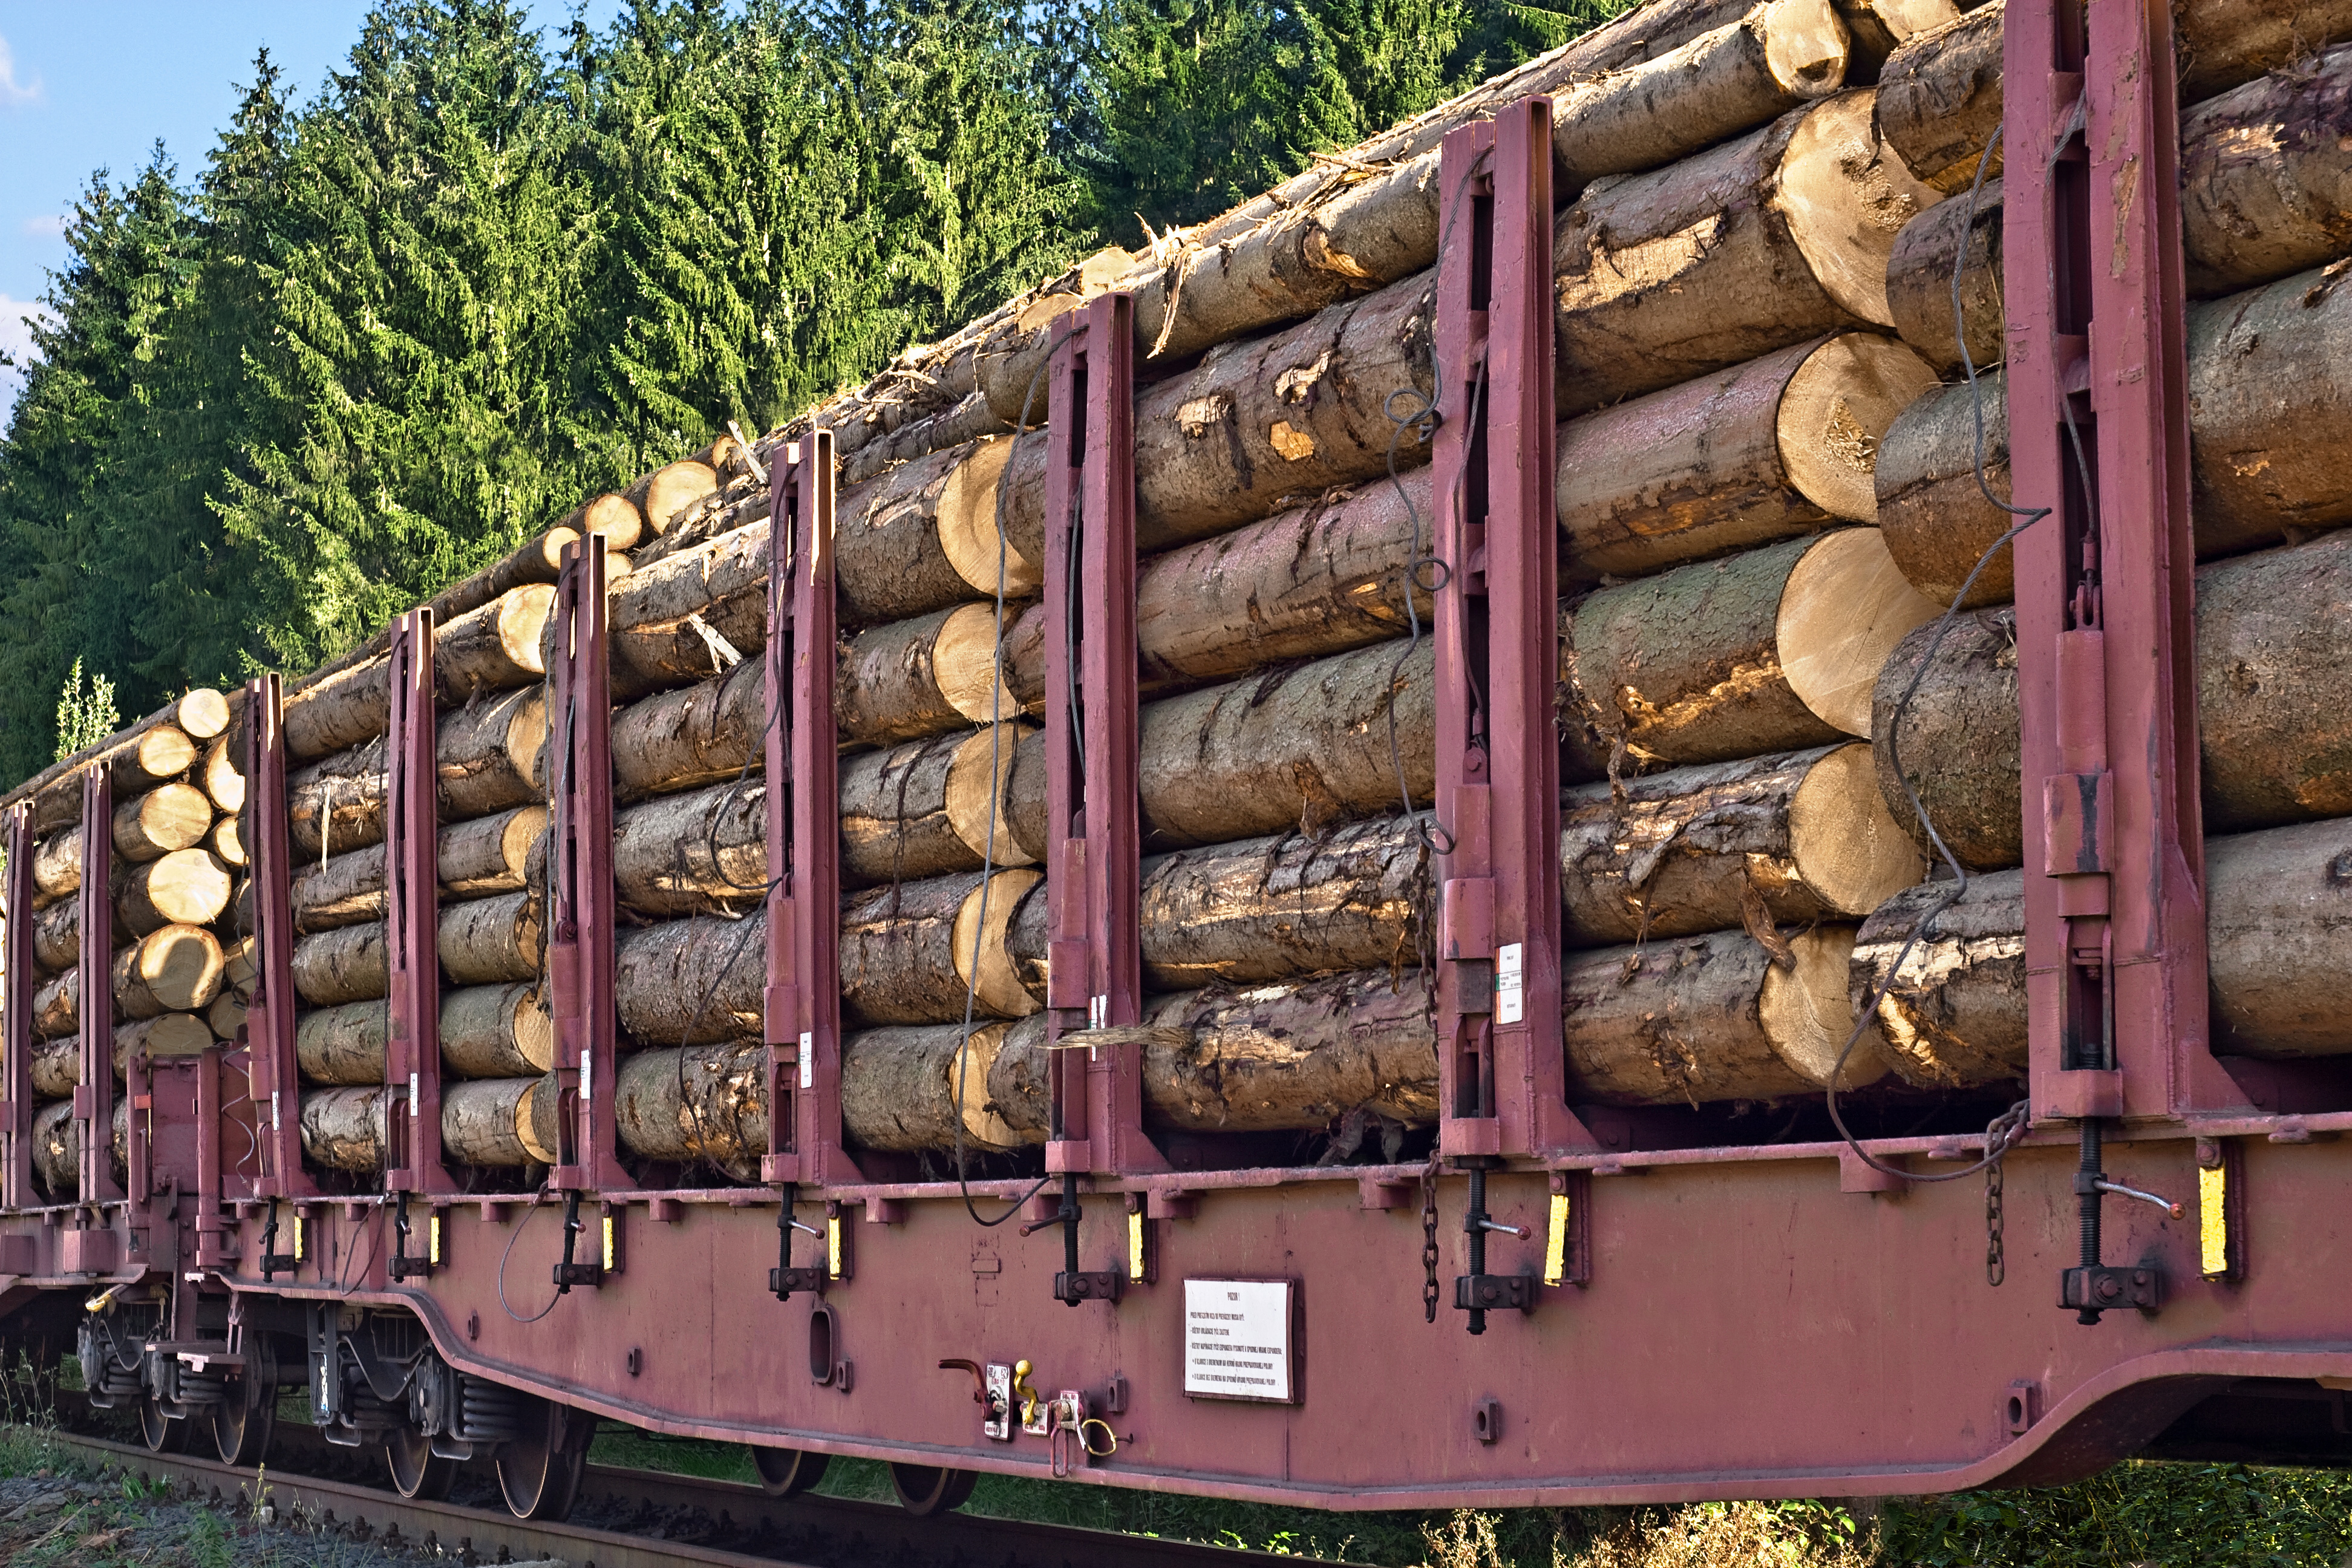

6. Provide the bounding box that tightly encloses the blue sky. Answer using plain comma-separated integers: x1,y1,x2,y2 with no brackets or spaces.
0,2,628,420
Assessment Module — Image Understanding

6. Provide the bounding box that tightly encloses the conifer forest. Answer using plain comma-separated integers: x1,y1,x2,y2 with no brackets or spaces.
0,0,1606,788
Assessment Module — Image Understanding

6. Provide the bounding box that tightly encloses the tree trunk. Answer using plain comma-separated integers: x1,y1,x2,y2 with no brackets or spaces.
1846,871,2025,1087
613,779,765,918
282,587,554,762
300,1086,390,1172
1561,332,1940,581
838,1023,1028,1154
985,969,1442,1136
1884,178,2004,376
114,781,214,863
839,867,1042,1026
296,1000,387,1084
1878,532,2352,866
2186,264,2352,543
290,846,384,934
1551,91,1938,417
1007,816,1425,996
612,1041,767,1180
114,925,227,1019
630,481,768,571
1008,638,1436,859
209,816,246,870
557,492,648,555
835,604,1021,747
289,891,542,1006
1562,742,1924,944
626,460,719,536
288,686,546,860
120,849,233,937
1567,528,1939,766
1564,924,1884,1103
838,724,1034,888
33,969,76,1039
30,1040,76,1099
839,392,1011,491
611,664,765,803
834,437,1037,627
2183,45,2352,293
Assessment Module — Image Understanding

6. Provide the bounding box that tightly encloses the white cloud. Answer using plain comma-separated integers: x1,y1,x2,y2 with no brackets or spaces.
0,36,41,108
21,214,65,239
0,295,53,428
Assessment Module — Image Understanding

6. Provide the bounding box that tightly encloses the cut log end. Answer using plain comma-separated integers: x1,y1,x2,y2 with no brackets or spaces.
1777,88,1943,326
1776,333,1941,521
1776,525,1940,735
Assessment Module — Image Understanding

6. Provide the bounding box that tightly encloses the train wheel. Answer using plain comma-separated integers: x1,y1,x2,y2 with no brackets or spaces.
209,1384,275,1466
137,1396,188,1454
887,1463,976,1516
387,1423,457,1501
752,1445,831,1497
496,1397,591,1521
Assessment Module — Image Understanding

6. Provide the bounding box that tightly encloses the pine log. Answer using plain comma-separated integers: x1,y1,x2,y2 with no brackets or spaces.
207,989,244,1042
30,1040,75,1099
290,805,544,934
986,970,1442,1135
295,985,551,1083
281,588,554,761
19,691,230,834
295,999,387,1084
209,816,246,870
1884,178,2004,376
200,735,246,819
287,687,546,860
1550,90,1938,417
289,891,543,1007
839,392,1012,491
840,724,1035,887
613,779,765,918
1867,607,2020,869
1566,528,1938,767
31,1097,126,1195
300,1078,557,1172
1564,924,1885,1103
834,438,1037,627
839,1023,1027,1153
2183,44,2352,294
1004,474,1433,709
557,492,648,555
835,604,1021,746
32,969,74,1038
1560,332,1940,580
612,1041,766,1179
113,780,214,863
840,867,1043,1026
1876,0,2352,196
31,899,77,974
30,829,79,907
1008,638,1436,858
1561,743,1923,944
601,523,768,699
629,480,769,570
1880,268,2352,607
613,914,765,1046
611,664,763,802
116,926,226,1019
1854,820,2352,1086
25,1014,212,1096
626,460,720,536
119,849,233,937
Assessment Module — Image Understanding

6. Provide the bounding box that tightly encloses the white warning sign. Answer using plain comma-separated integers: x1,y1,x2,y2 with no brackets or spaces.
1183,1279,1295,1402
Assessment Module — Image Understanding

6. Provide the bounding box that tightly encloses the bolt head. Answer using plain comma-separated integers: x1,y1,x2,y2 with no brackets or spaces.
2096,1276,2121,1301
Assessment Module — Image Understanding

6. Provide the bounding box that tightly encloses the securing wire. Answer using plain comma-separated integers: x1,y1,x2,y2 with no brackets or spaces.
953,319,1087,1229
495,1183,565,1322
1824,125,2042,1184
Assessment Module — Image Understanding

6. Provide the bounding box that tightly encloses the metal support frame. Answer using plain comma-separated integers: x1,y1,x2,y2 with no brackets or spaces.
549,541,627,1196
244,674,313,1202
1432,97,1590,1268
1041,290,1162,1190
384,610,452,1205
760,430,857,1205
1,804,33,1209
76,768,123,1204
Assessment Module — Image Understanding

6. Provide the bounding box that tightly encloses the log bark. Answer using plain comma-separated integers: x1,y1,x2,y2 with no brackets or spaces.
986,970,1442,1135
32,899,78,974
835,604,1021,747
834,438,1038,627
31,830,79,907
626,460,719,535
295,1000,387,1084
838,392,1011,491
1019,815,1425,996
1566,528,1939,767
611,664,763,802
602,524,768,699
33,969,75,1038
288,687,546,860
1561,742,1924,944
31,1097,127,1195
839,1023,1027,1153
295,984,551,1083
629,480,769,571
201,734,246,816
1869,607,2020,870
301,1078,557,1172
614,915,766,1046
114,781,214,863
289,891,542,1006
290,805,546,933
2185,263,2352,542
840,868,1042,1025
1550,90,1938,416
1870,374,2015,609
840,724,1034,887
1560,332,1940,581
281,587,554,761
30,1040,75,1099
612,1041,767,1180
1853,819,2352,1084
1004,475,1434,708
26,1016,214,1095
613,779,765,918
119,849,233,936
1564,924,1885,1103
1884,178,2004,376
207,990,244,1042
2182,44,2352,294
16,691,234,835
1008,638,1437,859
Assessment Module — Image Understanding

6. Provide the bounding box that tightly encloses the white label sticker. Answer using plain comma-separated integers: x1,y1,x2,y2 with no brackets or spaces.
1183,1279,1293,1402
408,1072,420,1116
799,1031,815,1090
1495,942,1524,1025
580,1053,592,1106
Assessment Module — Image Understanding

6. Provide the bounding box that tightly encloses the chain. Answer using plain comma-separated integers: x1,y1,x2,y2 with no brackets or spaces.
1985,1150,2006,1287
1420,1145,1443,1323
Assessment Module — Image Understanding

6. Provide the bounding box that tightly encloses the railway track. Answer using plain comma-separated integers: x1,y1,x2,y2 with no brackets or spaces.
33,1405,1323,1568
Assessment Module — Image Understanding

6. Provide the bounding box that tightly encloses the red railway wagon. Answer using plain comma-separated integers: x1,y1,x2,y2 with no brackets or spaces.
4,0,2348,1522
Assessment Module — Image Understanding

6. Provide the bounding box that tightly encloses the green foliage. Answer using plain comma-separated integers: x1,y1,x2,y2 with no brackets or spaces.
51,657,117,761
1882,1461,2352,1568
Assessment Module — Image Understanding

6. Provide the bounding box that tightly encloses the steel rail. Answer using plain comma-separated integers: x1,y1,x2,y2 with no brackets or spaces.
34,1405,1321,1568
